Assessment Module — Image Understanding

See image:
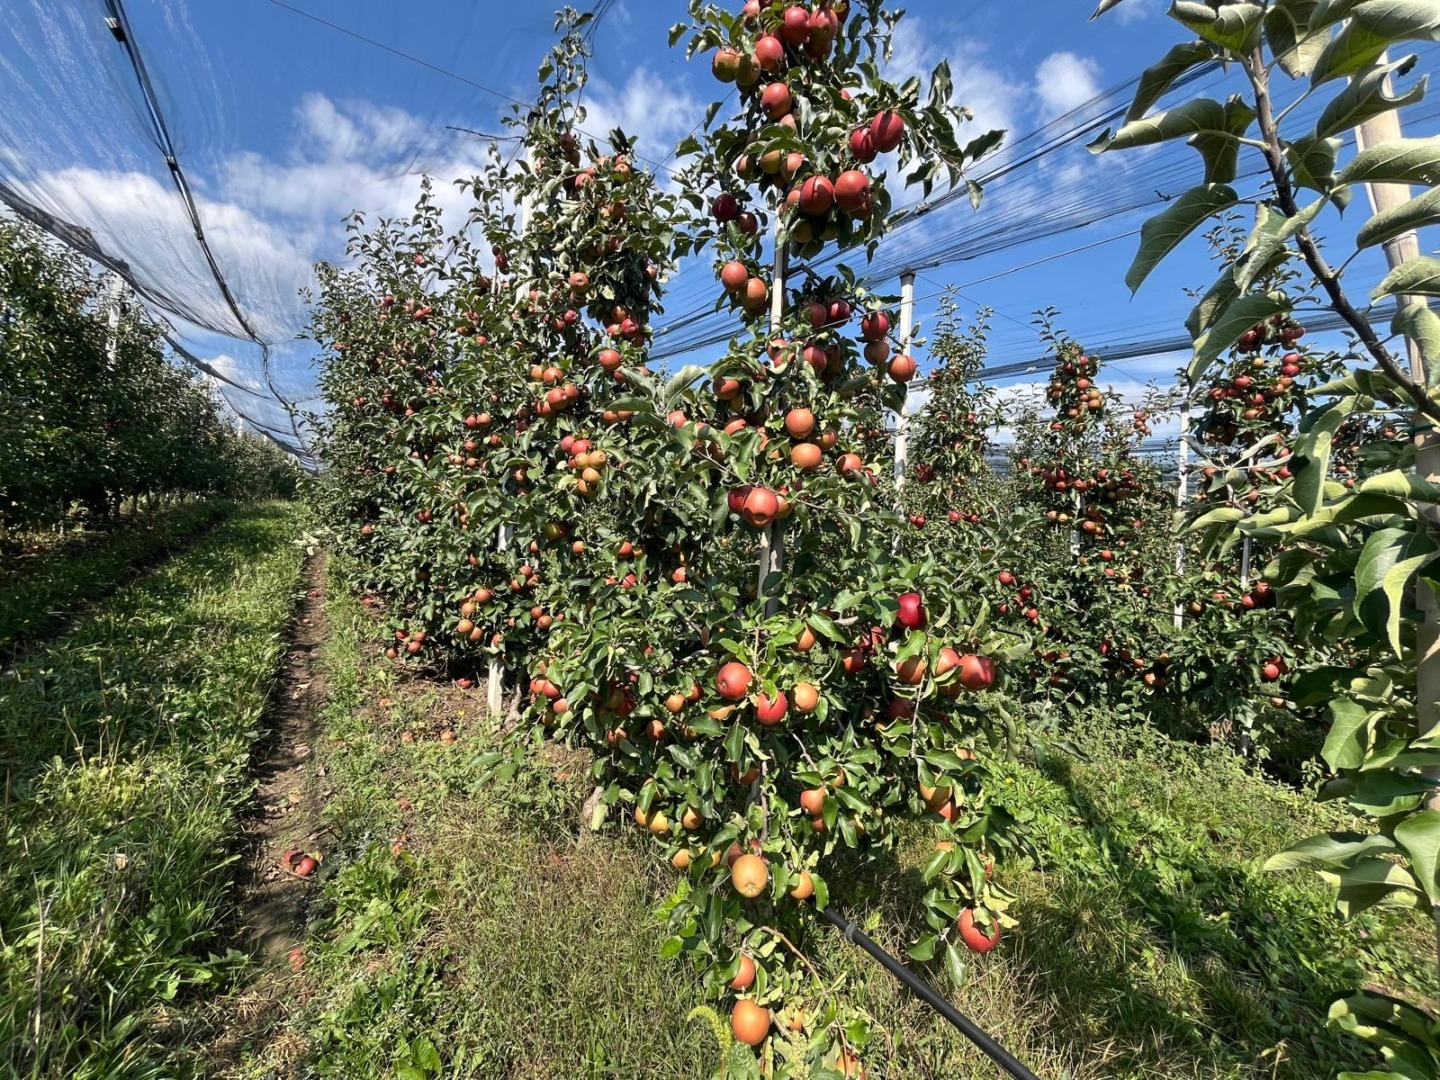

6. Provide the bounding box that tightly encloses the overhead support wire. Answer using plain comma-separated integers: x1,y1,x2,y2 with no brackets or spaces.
100,0,310,455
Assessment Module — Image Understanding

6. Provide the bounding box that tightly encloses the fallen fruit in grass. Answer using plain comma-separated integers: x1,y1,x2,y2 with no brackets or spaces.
732,999,771,1046
731,852,769,897
294,855,318,878
957,907,1001,953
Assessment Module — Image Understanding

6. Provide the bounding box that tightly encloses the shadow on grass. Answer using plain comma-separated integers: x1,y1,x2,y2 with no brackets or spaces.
813,748,1372,1079
1,507,296,786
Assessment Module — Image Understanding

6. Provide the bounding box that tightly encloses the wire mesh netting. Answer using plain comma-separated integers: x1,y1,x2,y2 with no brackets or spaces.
3,1,1438,467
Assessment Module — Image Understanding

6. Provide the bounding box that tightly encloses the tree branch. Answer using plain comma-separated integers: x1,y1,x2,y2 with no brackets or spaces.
1245,47,1440,426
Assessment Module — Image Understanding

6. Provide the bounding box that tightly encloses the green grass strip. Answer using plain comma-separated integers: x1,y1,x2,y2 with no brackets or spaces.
0,500,235,655
0,502,304,1079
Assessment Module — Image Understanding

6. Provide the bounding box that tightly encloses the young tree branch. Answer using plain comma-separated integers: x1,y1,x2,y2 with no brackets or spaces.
1245,48,1440,426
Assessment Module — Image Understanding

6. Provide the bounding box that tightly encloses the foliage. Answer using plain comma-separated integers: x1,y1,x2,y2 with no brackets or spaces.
0,503,304,1077
306,3,1025,1072
1092,2,1440,1074
0,219,300,533
0,499,230,654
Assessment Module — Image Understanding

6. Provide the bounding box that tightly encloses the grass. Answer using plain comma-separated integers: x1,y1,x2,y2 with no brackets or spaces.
206,564,1436,1080
0,499,233,655
0,502,306,1079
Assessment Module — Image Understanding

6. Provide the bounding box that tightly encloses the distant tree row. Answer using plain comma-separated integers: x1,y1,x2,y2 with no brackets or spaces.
0,219,299,533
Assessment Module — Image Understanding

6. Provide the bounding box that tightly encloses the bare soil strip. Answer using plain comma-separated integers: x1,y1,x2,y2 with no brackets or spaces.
232,551,331,964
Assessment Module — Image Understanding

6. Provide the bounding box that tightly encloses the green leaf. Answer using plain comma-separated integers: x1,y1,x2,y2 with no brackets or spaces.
1124,41,1219,123
1172,1,1265,51
1357,187,1440,248
1127,184,1240,293
1312,2,1440,83
1188,97,1258,183
1264,830,1398,872
1354,525,1437,653
1338,136,1440,186
1395,809,1440,904
908,933,938,962
1322,698,1379,770
1233,198,1325,294
1288,136,1347,204
1315,55,1428,138
1293,397,1358,514
1392,302,1440,370
1189,293,1289,381
1187,267,1242,338
1358,466,1440,503
1373,255,1440,299
1318,856,1422,917
1092,0,1131,17
1091,97,1231,154
943,941,968,987
1267,0,1330,76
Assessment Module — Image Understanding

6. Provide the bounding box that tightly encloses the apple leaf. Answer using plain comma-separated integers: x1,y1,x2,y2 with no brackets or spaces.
1171,1,1265,52
1373,254,1440,299
1315,55,1428,138
1322,698,1380,771
1292,397,1359,515
1123,41,1218,122
1354,525,1437,654
1188,293,1289,382
943,941,968,987
1319,857,1422,918
1338,136,1440,186
1090,96,1230,154
1127,184,1240,294
1395,810,1440,905
1311,2,1440,84
1266,0,1329,76
1357,186,1440,248
1264,830,1398,872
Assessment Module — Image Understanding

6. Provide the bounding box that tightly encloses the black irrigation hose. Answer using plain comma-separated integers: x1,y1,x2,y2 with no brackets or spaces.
817,905,1043,1080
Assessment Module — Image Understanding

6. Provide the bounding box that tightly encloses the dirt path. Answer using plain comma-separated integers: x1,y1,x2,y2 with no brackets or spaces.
232,550,330,964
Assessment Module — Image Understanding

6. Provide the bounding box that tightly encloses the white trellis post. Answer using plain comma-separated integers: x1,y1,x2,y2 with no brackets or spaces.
756,216,787,618
1356,75,1440,813
893,271,916,492
1174,387,1190,630
489,150,533,720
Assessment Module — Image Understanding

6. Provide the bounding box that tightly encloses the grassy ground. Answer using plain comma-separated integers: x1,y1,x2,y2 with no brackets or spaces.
0,502,306,1079
0,499,233,655
207,563,1436,1080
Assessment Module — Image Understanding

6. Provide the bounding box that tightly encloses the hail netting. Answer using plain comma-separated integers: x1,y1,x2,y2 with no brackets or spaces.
4,1,1439,466
0,0,593,463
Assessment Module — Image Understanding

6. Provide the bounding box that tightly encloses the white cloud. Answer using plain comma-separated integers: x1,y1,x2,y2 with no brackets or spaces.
1034,51,1104,121
580,68,707,184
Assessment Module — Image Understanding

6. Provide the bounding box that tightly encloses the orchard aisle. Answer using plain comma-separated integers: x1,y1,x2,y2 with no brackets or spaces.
0,503,308,1077
193,555,1433,1080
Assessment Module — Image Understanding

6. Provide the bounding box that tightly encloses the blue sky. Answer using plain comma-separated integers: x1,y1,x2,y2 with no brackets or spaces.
2,0,1437,448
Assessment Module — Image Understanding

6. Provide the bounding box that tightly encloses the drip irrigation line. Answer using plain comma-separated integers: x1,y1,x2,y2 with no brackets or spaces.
816,905,1043,1080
